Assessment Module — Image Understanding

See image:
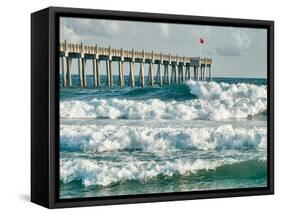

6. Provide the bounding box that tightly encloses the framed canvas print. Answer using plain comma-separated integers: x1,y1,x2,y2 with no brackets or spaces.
31,7,274,208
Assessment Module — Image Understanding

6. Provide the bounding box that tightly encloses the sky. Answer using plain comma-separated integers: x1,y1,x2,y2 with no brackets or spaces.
60,17,267,78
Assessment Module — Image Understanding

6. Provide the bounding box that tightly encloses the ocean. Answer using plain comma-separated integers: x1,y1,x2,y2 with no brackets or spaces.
59,75,267,199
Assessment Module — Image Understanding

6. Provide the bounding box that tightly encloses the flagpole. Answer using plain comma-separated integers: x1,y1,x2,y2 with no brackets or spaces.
199,34,202,59
199,43,202,59
200,34,202,82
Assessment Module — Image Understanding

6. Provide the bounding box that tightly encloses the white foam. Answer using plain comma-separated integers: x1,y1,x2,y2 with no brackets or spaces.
60,124,267,153
60,157,233,186
60,81,267,120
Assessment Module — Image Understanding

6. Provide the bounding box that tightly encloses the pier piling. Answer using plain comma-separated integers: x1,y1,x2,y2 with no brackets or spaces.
96,59,100,87
209,64,212,81
92,58,97,87
66,57,72,86
129,49,135,87
82,58,87,87
118,61,124,87
78,57,83,87
130,62,135,87
61,56,67,87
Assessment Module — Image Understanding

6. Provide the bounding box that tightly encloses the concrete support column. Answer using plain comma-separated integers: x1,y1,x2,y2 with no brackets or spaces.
202,66,205,81
186,65,191,80
61,56,67,87
163,65,167,84
193,66,197,81
106,60,110,87
167,65,171,85
181,65,184,82
148,63,154,86
130,61,135,87
139,62,145,87
78,57,83,87
95,44,100,87
182,65,186,82
82,58,87,87
78,43,85,88
209,65,212,81
175,65,179,83
109,60,113,87
157,64,163,86
96,59,100,87
92,59,97,87
171,65,174,83
118,61,124,87
66,57,72,87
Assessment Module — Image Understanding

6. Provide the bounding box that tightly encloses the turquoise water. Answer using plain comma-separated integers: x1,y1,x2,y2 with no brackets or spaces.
59,75,267,199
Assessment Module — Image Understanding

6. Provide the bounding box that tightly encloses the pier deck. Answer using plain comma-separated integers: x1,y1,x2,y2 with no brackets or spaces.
59,41,213,87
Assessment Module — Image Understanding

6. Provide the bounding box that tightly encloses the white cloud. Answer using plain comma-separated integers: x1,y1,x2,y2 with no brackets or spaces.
215,28,252,56
60,21,81,42
231,29,251,49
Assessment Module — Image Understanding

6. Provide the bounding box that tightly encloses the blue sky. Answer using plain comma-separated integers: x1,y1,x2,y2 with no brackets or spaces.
60,17,267,78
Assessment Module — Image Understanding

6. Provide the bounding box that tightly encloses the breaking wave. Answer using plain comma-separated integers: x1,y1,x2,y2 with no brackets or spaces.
60,124,267,153
60,81,267,120
60,158,266,187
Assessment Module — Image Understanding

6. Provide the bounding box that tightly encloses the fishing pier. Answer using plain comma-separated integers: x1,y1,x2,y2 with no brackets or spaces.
59,41,213,88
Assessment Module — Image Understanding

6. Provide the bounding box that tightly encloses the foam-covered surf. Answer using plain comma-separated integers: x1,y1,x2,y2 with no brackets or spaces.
60,81,267,120
60,124,266,153
60,157,228,186
59,77,268,198
60,157,266,187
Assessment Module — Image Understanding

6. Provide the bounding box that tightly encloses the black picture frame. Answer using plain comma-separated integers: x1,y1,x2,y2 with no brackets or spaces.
31,6,274,209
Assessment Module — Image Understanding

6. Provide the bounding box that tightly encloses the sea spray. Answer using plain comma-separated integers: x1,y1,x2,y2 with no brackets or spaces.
60,81,267,120
60,124,266,153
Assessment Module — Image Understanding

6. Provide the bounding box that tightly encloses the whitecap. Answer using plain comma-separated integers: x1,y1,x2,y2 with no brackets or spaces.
60,157,233,186
60,124,267,153
60,81,267,121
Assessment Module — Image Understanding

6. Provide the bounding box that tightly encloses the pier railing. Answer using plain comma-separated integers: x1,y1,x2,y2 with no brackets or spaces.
59,41,213,88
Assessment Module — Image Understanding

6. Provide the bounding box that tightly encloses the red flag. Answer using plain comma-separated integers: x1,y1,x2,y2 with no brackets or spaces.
200,37,204,44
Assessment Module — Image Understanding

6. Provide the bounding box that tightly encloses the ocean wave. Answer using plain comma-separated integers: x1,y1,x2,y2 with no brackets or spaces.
60,81,267,120
187,80,266,101
60,158,227,186
60,158,266,187
60,124,266,153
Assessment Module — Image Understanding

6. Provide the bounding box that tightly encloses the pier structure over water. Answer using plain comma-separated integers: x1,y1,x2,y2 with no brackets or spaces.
59,41,213,88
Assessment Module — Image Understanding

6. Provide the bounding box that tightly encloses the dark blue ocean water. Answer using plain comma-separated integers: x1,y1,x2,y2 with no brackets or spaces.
59,75,267,199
